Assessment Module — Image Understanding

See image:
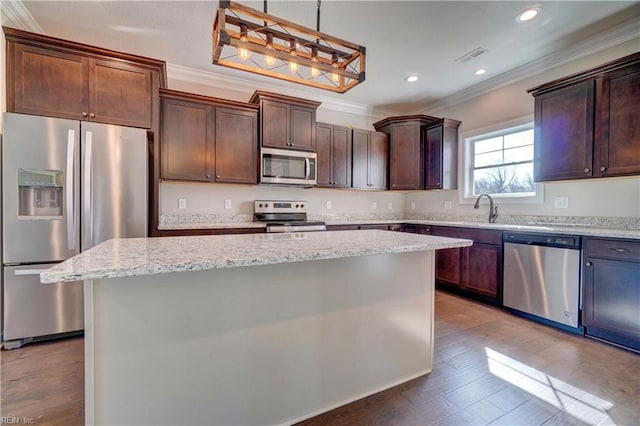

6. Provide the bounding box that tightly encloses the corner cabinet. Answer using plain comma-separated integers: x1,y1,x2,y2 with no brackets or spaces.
316,123,352,188
4,26,166,129
529,52,640,182
373,115,460,190
582,237,640,352
249,90,320,151
160,89,258,184
352,129,388,190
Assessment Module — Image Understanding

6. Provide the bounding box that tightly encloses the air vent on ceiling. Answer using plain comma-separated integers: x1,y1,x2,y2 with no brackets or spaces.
455,47,488,63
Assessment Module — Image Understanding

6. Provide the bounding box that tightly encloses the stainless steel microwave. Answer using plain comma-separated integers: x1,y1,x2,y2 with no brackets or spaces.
260,147,317,186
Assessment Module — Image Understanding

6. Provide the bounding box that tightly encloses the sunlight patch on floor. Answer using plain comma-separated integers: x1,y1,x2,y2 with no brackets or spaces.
485,347,615,425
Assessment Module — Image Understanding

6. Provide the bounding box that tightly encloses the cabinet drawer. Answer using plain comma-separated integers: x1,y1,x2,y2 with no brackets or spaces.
584,238,640,262
431,226,502,245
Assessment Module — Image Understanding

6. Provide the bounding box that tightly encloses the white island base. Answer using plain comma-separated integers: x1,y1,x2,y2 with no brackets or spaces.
84,250,435,425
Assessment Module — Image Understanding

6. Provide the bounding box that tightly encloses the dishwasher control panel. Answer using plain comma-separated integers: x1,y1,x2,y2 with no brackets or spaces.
503,232,581,249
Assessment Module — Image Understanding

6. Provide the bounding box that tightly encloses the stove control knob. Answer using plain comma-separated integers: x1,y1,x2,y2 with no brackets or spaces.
300,203,304,208
296,204,300,208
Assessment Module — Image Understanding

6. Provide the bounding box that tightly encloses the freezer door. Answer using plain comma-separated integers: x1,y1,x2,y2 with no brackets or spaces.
81,122,147,250
2,264,83,341
2,113,80,263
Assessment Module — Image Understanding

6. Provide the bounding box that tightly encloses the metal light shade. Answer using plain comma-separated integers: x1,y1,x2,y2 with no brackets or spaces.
212,1,366,93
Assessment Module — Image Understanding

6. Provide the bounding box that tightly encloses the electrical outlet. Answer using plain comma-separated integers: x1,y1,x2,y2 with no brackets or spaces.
326,201,332,210
554,196,569,209
224,199,232,209
372,202,377,210
411,202,416,210
178,198,187,210
388,202,393,210
444,200,453,210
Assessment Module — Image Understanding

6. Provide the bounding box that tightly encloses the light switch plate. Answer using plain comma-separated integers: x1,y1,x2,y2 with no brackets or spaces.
372,202,377,210
554,196,569,209
411,202,416,210
178,198,187,209
444,200,453,210
326,201,332,210
224,199,232,209
388,202,393,210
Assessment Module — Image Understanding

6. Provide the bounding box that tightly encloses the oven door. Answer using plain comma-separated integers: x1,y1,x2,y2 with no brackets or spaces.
260,148,316,186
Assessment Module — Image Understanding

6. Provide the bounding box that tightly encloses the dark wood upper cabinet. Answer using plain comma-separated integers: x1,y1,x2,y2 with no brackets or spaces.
249,91,320,152
373,115,460,191
352,129,388,190
316,123,352,188
423,118,461,190
529,52,640,182
160,89,258,184
4,26,166,129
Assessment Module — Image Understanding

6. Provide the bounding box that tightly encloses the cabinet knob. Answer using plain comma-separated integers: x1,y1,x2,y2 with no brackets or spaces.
436,182,440,185
206,174,211,178
216,175,221,179
586,261,592,267
90,113,95,118
290,143,295,146
82,112,88,117
600,166,608,172
584,168,590,173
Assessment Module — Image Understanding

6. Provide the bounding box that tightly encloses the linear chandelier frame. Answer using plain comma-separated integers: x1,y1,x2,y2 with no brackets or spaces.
212,0,366,93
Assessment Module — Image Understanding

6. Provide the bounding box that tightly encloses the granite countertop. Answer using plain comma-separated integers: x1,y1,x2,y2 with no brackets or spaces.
41,230,473,283
160,218,639,240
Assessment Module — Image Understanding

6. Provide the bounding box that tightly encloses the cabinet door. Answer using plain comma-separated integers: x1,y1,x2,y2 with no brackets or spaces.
370,131,388,190
161,99,212,182
583,257,640,345
261,100,290,149
290,105,316,151
352,129,370,189
90,58,153,128
9,44,89,120
331,125,352,188
596,64,640,177
534,80,595,181
435,247,463,288
425,125,443,189
316,123,333,187
215,108,258,184
390,122,422,190
464,243,501,298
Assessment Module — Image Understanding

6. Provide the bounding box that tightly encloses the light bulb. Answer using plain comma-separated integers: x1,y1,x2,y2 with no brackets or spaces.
289,61,299,73
331,72,339,83
265,32,275,67
288,39,298,73
310,47,319,78
238,24,249,60
331,52,339,82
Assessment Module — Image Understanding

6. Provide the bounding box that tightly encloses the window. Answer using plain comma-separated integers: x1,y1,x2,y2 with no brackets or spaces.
462,119,543,204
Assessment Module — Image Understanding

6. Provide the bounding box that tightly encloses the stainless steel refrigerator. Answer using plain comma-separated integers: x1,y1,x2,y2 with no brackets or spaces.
1,112,147,349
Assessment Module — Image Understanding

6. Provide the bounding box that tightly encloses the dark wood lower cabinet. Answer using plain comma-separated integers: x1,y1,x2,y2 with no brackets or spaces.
582,237,640,352
430,226,502,304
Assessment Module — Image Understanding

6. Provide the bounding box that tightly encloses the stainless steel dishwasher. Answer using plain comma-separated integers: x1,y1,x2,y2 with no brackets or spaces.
503,232,582,333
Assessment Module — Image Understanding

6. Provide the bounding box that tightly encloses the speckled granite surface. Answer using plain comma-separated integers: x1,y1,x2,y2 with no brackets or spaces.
41,230,473,283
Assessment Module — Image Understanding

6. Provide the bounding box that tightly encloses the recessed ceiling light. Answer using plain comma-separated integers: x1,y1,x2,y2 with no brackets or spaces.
516,6,541,23
405,75,419,83
475,69,487,76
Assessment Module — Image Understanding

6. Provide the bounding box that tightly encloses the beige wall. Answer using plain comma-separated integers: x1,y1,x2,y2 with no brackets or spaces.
407,38,640,219
163,40,640,220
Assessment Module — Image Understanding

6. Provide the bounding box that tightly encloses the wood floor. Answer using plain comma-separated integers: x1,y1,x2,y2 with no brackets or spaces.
1,291,638,426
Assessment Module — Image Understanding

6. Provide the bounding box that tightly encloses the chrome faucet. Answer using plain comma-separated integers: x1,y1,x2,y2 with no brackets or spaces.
474,194,498,223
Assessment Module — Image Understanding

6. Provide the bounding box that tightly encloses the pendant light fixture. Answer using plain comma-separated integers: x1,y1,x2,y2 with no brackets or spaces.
212,0,366,93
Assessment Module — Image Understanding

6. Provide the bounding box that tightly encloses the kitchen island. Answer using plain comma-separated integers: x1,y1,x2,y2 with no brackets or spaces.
42,230,472,426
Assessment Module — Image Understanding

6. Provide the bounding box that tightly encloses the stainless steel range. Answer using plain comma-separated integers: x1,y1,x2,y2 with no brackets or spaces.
254,200,326,233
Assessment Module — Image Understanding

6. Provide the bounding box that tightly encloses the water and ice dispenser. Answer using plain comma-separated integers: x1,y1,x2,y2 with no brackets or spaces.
18,168,64,218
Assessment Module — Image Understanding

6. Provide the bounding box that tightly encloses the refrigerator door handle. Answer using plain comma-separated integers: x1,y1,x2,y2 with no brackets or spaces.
66,129,76,250
84,131,94,249
15,269,52,276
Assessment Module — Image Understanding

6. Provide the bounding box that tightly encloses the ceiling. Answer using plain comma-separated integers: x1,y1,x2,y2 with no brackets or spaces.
3,1,639,113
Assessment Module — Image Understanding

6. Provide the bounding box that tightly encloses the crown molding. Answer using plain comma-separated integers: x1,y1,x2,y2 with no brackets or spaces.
419,16,640,115
166,62,400,119
0,0,43,33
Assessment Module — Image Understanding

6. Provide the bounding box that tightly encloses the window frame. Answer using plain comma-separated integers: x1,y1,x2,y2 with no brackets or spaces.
459,116,544,205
